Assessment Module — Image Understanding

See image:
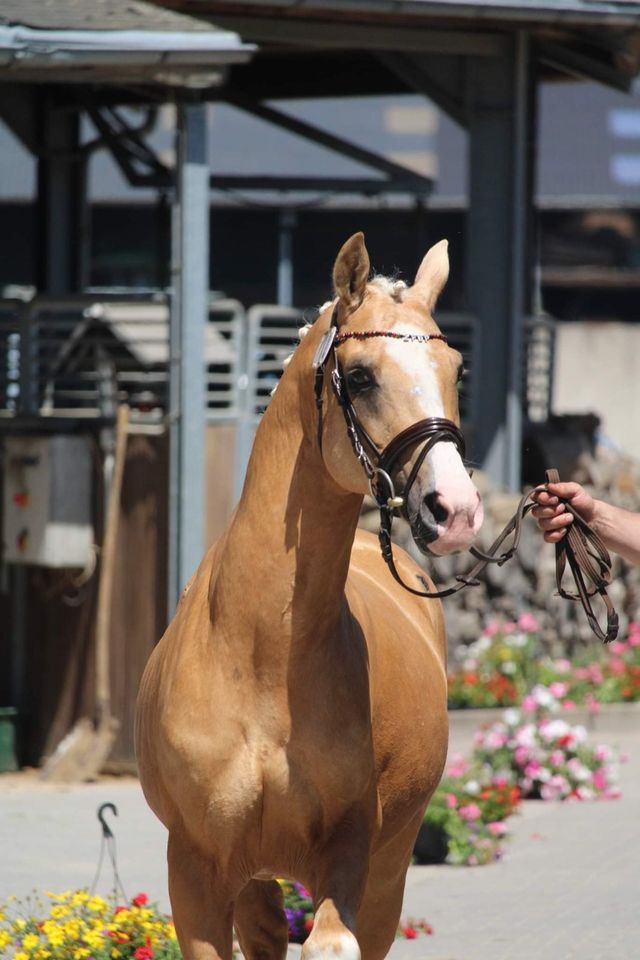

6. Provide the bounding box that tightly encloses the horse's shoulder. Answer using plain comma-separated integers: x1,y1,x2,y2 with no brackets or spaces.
350,527,434,588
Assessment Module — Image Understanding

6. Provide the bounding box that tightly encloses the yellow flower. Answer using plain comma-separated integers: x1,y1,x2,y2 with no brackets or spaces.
15,952,29,960
35,951,51,960
73,949,91,959
50,905,71,920
13,917,27,931
0,930,12,949
23,933,40,950
84,929,106,950
87,896,107,913
42,921,64,947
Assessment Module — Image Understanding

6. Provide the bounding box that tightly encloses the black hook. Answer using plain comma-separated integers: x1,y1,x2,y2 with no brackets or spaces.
97,802,118,839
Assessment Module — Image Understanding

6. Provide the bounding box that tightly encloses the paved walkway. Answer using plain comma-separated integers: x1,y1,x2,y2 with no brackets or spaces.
2,708,639,960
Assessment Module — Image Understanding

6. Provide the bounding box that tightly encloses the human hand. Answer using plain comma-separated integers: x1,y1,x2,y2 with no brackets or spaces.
530,481,597,543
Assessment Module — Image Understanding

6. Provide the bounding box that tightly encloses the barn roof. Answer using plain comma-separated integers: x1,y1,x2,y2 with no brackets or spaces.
0,0,254,85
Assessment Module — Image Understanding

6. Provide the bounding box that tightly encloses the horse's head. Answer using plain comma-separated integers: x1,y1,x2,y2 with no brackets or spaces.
318,232,483,556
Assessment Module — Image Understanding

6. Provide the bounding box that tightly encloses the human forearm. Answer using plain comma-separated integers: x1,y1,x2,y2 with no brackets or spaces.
591,499,640,566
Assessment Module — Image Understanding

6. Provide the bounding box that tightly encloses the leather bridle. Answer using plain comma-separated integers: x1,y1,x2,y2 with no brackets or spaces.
312,306,619,644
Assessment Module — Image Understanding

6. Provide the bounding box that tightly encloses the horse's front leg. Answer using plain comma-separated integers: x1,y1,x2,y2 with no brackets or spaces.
302,814,372,960
167,830,236,960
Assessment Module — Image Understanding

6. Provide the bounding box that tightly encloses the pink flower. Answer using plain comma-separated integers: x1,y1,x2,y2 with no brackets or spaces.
549,750,565,767
459,803,482,821
585,694,601,714
487,821,507,836
517,612,540,633
488,730,508,749
514,746,529,767
549,682,568,698
445,793,458,809
603,788,622,800
521,695,537,713
447,752,468,777
524,760,542,779
610,659,626,675
561,699,576,711
503,621,516,634
628,633,640,647
467,854,478,865
589,665,604,684
610,641,626,655
482,619,500,637
592,768,608,792
554,659,571,673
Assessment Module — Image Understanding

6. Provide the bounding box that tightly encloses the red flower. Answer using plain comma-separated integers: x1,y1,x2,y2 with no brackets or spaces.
402,927,417,939
304,918,314,933
132,893,149,908
134,947,154,960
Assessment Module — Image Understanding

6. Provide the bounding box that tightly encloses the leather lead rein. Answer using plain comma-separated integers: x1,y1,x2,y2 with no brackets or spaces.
313,311,619,644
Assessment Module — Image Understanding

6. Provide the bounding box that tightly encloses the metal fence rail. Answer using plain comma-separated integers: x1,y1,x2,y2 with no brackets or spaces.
0,296,245,422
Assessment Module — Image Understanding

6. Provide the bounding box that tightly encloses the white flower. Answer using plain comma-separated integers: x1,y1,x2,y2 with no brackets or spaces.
464,780,480,795
501,661,517,675
572,725,588,745
503,708,521,727
539,719,570,743
510,632,529,648
515,724,537,748
532,686,555,708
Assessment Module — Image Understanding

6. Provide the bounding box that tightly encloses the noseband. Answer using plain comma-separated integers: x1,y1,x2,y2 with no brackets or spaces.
311,308,619,643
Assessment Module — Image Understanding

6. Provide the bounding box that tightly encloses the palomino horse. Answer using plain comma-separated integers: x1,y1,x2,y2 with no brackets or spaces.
136,233,483,960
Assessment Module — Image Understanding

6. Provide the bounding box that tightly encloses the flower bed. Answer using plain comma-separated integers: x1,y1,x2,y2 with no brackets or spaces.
0,891,179,960
277,880,432,943
0,886,432,958
418,756,521,866
448,616,640,710
470,687,623,801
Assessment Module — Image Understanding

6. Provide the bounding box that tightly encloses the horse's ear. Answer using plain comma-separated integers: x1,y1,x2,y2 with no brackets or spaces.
333,232,370,310
411,239,449,311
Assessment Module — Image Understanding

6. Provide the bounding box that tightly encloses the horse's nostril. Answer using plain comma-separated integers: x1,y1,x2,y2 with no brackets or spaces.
423,492,449,526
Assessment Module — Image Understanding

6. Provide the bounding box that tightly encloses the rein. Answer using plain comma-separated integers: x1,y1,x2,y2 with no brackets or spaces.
312,310,619,645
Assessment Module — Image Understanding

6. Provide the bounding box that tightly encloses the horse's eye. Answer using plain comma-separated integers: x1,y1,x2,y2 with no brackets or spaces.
346,366,375,396
456,363,466,384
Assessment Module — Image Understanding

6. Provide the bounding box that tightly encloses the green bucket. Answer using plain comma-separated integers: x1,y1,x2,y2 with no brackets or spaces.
0,707,18,773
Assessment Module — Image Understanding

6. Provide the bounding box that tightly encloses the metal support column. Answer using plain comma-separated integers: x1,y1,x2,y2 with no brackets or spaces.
168,102,209,614
277,209,296,307
465,33,535,490
36,99,89,293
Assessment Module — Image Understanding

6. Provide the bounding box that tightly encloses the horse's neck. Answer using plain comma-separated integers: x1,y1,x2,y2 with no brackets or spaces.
210,369,362,650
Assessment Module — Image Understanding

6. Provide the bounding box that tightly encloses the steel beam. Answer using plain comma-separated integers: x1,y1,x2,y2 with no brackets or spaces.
168,102,209,613
227,95,432,189
465,32,535,491
377,52,468,128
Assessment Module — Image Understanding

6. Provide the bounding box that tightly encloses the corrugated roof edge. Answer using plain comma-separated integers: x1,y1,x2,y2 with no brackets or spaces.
206,0,640,27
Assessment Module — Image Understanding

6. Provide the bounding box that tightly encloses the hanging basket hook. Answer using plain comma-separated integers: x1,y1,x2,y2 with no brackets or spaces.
97,802,118,839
